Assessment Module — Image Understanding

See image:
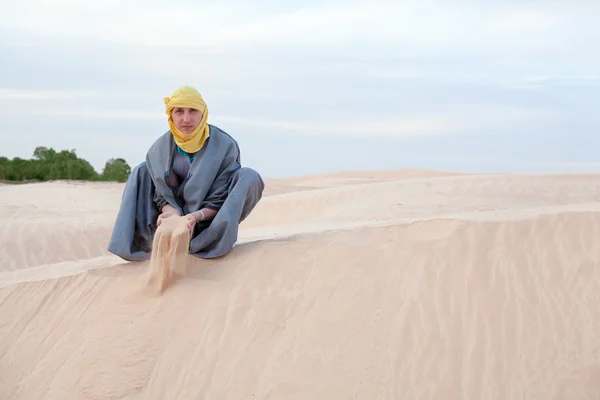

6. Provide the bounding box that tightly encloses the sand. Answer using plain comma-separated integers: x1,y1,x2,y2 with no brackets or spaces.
1,170,600,399
147,215,191,293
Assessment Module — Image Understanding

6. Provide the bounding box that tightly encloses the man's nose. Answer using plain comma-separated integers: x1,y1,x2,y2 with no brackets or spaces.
183,112,191,122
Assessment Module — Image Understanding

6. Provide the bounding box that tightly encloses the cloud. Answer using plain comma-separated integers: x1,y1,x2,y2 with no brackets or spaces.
1,0,599,177
210,104,551,138
2,0,596,59
2,1,598,95
0,89,550,138
0,88,100,100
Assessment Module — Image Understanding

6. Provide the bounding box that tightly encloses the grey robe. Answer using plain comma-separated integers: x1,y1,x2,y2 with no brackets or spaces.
107,124,264,260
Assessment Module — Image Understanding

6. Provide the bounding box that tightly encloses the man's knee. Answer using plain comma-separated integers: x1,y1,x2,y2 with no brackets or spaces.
233,167,264,191
127,161,149,182
238,167,264,187
132,161,147,175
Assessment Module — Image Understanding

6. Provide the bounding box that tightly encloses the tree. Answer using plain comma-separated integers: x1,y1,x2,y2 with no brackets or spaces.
0,147,130,183
33,146,57,163
101,158,131,182
9,157,32,181
0,156,13,181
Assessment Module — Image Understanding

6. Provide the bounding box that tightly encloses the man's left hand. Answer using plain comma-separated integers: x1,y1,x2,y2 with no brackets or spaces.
184,210,205,231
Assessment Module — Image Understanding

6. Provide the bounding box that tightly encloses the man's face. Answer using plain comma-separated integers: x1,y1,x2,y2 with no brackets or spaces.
171,107,203,134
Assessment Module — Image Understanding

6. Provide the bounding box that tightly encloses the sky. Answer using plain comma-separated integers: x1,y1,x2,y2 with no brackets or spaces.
1,0,599,178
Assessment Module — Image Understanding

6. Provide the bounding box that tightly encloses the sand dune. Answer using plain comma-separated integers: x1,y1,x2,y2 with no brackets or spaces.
1,171,600,399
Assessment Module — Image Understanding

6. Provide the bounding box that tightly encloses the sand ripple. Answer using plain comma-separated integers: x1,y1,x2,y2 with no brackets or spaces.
1,173,600,399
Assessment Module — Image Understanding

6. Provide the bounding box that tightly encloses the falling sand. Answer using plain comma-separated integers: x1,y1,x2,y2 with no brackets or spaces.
146,216,191,293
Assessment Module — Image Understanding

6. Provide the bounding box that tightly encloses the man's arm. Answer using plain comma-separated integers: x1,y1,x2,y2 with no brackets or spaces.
182,208,218,230
191,208,217,222
161,203,181,216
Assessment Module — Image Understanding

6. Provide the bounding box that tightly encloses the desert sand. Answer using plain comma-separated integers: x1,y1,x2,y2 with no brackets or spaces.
1,169,600,399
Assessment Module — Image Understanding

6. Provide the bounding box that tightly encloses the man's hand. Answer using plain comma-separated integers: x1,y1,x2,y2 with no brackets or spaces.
157,204,181,227
184,213,199,230
184,209,217,230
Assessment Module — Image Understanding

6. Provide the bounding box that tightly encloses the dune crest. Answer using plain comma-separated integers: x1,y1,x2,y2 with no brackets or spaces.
1,170,600,399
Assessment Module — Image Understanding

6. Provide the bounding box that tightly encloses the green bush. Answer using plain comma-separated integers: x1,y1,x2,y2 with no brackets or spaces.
0,147,131,183
100,158,132,183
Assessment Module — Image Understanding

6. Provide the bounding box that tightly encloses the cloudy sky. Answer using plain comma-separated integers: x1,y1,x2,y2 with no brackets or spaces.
1,0,599,178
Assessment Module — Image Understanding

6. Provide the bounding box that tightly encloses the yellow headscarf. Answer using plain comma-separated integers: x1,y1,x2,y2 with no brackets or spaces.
163,85,210,153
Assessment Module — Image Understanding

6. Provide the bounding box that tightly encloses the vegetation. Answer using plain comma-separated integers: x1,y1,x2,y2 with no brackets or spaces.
0,147,132,183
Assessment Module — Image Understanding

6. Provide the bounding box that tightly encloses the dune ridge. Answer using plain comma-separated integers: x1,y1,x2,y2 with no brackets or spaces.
1,170,600,399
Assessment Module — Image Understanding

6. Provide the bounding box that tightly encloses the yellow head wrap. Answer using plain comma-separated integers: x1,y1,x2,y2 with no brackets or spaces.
163,85,210,154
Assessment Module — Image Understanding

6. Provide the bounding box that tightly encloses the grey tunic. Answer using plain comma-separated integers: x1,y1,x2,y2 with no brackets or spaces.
172,151,191,180
107,124,265,260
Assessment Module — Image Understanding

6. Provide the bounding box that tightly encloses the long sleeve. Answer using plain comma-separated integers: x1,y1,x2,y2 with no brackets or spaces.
153,190,169,211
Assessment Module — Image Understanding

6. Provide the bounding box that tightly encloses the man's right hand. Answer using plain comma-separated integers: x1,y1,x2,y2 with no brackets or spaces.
157,205,181,227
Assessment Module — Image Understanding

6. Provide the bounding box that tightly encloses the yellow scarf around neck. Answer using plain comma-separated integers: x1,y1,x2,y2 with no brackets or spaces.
163,85,210,153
